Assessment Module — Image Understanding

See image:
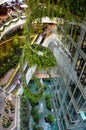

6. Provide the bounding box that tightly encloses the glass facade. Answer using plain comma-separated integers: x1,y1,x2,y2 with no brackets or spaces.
49,21,86,130
75,55,85,77
70,25,81,43
81,34,86,54
0,2,86,129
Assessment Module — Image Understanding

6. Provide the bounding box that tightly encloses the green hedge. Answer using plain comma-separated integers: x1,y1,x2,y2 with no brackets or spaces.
0,55,20,77
20,96,29,130
45,94,52,110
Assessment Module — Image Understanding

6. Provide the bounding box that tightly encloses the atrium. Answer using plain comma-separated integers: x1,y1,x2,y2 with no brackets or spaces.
0,0,86,130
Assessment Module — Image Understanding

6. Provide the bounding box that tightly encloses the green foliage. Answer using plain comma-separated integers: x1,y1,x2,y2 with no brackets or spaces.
23,85,42,104
24,44,57,70
22,76,46,105
31,123,37,130
25,0,86,22
0,37,23,77
68,0,86,19
38,127,44,130
33,112,39,123
20,96,29,130
30,98,39,107
12,37,19,48
2,116,11,128
46,114,55,123
45,93,51,99
31,107,37,116
0,54,20,77
31,107,39,124
45,94,52,110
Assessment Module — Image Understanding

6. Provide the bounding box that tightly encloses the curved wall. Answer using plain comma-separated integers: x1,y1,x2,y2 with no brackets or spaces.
0,0,9,5
0,16,26,39
0,16,58,40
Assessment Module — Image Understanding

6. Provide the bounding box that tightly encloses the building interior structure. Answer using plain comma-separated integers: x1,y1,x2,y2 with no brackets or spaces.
0,0,86,130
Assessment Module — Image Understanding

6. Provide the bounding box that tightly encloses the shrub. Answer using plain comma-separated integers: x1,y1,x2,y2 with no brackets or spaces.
31,107,39,124
2,116,11,128
31,107,37,116
38,127,44,130
45,94,52,110
20,96,29,130
45,114,55,123
31,123,37,130
33,113,39,123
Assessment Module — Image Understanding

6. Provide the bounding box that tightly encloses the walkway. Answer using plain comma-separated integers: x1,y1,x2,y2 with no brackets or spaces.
0,16,26,39
0,69,14,86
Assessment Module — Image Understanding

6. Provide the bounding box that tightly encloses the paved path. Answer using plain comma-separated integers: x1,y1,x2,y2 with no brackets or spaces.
0,69,14,86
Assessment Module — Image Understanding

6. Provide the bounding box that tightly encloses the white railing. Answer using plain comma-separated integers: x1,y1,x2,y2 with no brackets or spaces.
0,15,26,39
0,16,58,40
0,0,8,5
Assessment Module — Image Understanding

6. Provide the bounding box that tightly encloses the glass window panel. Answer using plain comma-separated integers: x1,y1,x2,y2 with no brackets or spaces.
65,92,71,105
81,34,86,54
75,55,85,77
80,65,86,88
74,87,81,102
68,103,77,121
72,25,81,42
69,81,76,94
78,95,85,109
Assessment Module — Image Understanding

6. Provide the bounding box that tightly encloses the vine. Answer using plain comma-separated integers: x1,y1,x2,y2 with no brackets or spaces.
20,0,85,102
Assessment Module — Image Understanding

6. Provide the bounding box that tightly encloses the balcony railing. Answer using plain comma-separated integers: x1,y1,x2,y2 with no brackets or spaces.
0,15,26,39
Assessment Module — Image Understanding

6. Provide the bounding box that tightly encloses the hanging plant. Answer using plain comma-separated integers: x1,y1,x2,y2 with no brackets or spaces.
24,44,57,70
20,0,85,103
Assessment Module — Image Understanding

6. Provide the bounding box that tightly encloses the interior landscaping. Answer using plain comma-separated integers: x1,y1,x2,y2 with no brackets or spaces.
20,78,58,130
19,2,58,127
0,0,86,130
2,116,11,128
20,96,29,130
0,29,25,78
4,98,15,114
0,89,16,130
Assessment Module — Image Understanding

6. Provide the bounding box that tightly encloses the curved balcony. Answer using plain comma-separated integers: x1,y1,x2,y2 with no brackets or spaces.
0,15,26,39
0,16,58,40
0,0,9,5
